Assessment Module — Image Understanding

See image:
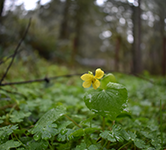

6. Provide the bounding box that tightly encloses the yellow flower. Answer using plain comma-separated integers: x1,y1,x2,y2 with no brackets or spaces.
81,68,104,89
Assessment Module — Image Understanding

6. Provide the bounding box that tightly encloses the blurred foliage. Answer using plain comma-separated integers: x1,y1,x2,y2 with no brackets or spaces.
0,56,166,149
0,0,166,73
0,0,166,149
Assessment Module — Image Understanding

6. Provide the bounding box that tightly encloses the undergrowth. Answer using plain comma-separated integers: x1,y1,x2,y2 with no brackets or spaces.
0,58,166,150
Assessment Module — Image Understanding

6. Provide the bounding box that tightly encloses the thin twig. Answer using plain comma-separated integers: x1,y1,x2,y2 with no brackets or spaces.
64,114,82,128
160,100,163,149
102,117,105,131
132,73,154,84
0,88,27,100
0,18,31,84
13,133,27,148
118,141,132,150
0,48,24,65
0,69,156,87
104,70,154,84
0,73,82,86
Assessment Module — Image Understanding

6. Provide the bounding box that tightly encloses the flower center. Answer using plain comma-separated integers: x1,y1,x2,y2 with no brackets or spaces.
92,77,96,83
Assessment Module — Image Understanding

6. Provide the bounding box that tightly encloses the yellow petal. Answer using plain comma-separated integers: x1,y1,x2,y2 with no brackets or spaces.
92,79,100,89
81,74,93,81
94,68,104,79
82,81,92,88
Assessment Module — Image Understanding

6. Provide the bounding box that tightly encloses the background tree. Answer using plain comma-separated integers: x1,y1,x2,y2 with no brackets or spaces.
156,0,166,75
59,0,71,40
1,0,166,75
0,0,5,18
131,0,142,74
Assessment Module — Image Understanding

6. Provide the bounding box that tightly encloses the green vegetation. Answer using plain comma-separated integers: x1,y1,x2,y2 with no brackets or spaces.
0,0,166,149
0,58,165,150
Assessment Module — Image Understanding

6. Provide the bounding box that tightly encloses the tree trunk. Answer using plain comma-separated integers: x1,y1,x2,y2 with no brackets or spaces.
159,4,166,76
71,14,82,64
114,36,121,71
162,36,166,76
59,0,71,39
71,0,85,64
0,0,5,17
131,0,142,74
0,0,5,23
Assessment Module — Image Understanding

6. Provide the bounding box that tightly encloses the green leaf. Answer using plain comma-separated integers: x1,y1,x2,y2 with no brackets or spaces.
32,124,58,141
84,82,128,120
100,73,116,89
143,147,156,150
111,125,124,142
69,128,84,139
0,140,21,150
84,134,92,146
140,130,154,139
29,105,66,140
0,125,18,141
134,138,146,149
88,144,98,150
100,125,131,143
118,128,130,141
17,148,26,150
80,114,97,126
151,137,162,149
0,115,6,124
100,130,116,142
57,129,73,141
10,110,31,123
74,142,87,150
58,121,72,132
40,122,58,140
112,125,130,141
84,127,100,134
27,139,48,150
128,131,137,141
30,105,66,132
57,132,67,142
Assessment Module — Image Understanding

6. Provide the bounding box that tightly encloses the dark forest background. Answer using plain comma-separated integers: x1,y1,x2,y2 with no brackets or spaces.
0,0,166,75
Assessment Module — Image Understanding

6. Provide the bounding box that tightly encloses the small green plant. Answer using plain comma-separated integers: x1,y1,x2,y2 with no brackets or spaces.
0,66,165,150
81,68,128,121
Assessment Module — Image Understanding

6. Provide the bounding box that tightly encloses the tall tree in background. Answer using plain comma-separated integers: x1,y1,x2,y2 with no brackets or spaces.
131,0,142,74
0,0,5,54
114,34,121,71
157,0,166,76
59,0,71,40
0,0,5,18
148,0,166,75
72,0,94,63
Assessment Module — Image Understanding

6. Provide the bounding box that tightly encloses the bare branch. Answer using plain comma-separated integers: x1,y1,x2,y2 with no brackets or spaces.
0,18,32,84
0,68,154,87
0,88,28,100
0,48,24,65
0,73,82,86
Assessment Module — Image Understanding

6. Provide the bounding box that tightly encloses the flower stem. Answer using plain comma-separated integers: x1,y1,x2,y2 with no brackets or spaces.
160,100,163,149
102,116,105,131
64,114,81,128
101,116,106,146
118,141,132,150
48,142,54,150
13,133,26,148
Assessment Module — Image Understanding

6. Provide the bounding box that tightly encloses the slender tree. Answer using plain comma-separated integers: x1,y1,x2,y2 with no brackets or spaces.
59,0,71,39
0,0,5,18
131,0,142,74
157,0,166,76
71,0,95,63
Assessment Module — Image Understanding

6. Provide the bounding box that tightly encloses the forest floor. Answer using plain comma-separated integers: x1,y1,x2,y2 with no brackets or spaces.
0,57,166,150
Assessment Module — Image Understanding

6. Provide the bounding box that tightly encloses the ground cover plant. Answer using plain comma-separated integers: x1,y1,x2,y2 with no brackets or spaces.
0,58,166,150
